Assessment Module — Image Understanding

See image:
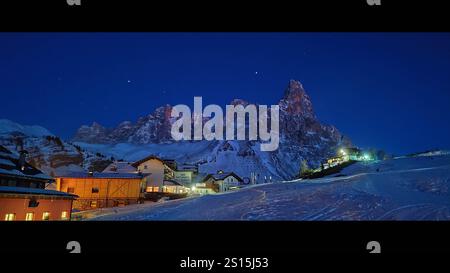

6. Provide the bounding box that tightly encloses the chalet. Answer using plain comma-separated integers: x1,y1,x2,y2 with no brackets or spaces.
131,155,178,193
201,172,243,193
0,145,76,221
55,172,145,210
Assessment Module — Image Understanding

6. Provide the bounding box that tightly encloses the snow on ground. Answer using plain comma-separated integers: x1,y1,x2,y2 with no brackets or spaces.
92,154,450,221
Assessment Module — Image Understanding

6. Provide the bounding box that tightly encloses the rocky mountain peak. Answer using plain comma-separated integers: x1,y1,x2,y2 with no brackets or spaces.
279,79,315,118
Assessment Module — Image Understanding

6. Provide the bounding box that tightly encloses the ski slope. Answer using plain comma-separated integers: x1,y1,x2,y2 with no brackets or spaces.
93,154,450,220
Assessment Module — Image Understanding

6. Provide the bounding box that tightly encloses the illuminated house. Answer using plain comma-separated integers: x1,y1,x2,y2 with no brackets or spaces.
201,172,243,193
55,172,145,210
0,145,76,221
131,155,181,193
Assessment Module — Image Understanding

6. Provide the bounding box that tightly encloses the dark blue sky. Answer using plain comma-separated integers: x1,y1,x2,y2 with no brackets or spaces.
1,33,450,155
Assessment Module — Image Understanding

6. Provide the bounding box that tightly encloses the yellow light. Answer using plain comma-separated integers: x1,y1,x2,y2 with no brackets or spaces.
191,186,196,191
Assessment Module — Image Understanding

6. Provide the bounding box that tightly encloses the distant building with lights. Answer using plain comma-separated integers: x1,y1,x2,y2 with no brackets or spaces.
198,172,243,193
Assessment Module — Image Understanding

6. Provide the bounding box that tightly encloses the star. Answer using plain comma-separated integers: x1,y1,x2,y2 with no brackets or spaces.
127,80,131,83
255,71,258,75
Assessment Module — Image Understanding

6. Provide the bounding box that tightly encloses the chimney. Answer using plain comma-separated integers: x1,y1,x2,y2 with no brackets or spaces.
18,150,28,171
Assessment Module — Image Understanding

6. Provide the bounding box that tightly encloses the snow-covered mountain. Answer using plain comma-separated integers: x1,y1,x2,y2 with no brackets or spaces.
0,80,351,181
0,119,111,177
0,119,53,137
72,80,351,180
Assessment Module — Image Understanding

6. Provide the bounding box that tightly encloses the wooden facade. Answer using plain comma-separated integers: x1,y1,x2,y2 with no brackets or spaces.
56,174,145,210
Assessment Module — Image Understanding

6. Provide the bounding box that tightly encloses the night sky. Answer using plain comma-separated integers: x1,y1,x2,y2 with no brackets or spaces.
1,33,450,155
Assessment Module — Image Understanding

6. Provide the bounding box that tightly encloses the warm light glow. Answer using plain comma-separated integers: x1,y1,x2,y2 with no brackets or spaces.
191,186,196,191
61,211,68,220
4,213,15,221
25,212,34,221
42,212,50,221
340,149,346,155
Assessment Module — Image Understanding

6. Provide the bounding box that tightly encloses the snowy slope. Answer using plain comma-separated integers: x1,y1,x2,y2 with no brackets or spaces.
93,154,450,220
0,119,53,137
0,120,111,177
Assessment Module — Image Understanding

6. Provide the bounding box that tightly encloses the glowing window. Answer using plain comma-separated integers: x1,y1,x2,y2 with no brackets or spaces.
25,212,34,221
61,211,68,220
4,213,15,221
42,212,50,221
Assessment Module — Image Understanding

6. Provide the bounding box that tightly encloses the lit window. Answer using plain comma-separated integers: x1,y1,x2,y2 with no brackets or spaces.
61,211,69,220
42,212,50,221
146,186,159,192
25,212,34,221
4,213,15,221
90,201,97,208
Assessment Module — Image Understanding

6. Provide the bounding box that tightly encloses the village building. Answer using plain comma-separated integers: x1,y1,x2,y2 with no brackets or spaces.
199,172,243,193
55,172,145,210
102,156,186,195
174,164,198,186
0,145,76,221
131,155,167,193
174,169,195,186
162,159,177,172
161,179,187,194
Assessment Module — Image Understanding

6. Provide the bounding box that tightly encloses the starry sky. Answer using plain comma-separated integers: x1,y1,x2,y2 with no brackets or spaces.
1,32,450,155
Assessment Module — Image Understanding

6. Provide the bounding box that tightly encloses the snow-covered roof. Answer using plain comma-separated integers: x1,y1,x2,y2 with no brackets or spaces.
57,172,144,179
0,145,53,181
131,155,164,167
102,161,137,173
0,186,77,198
204,172,243,182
